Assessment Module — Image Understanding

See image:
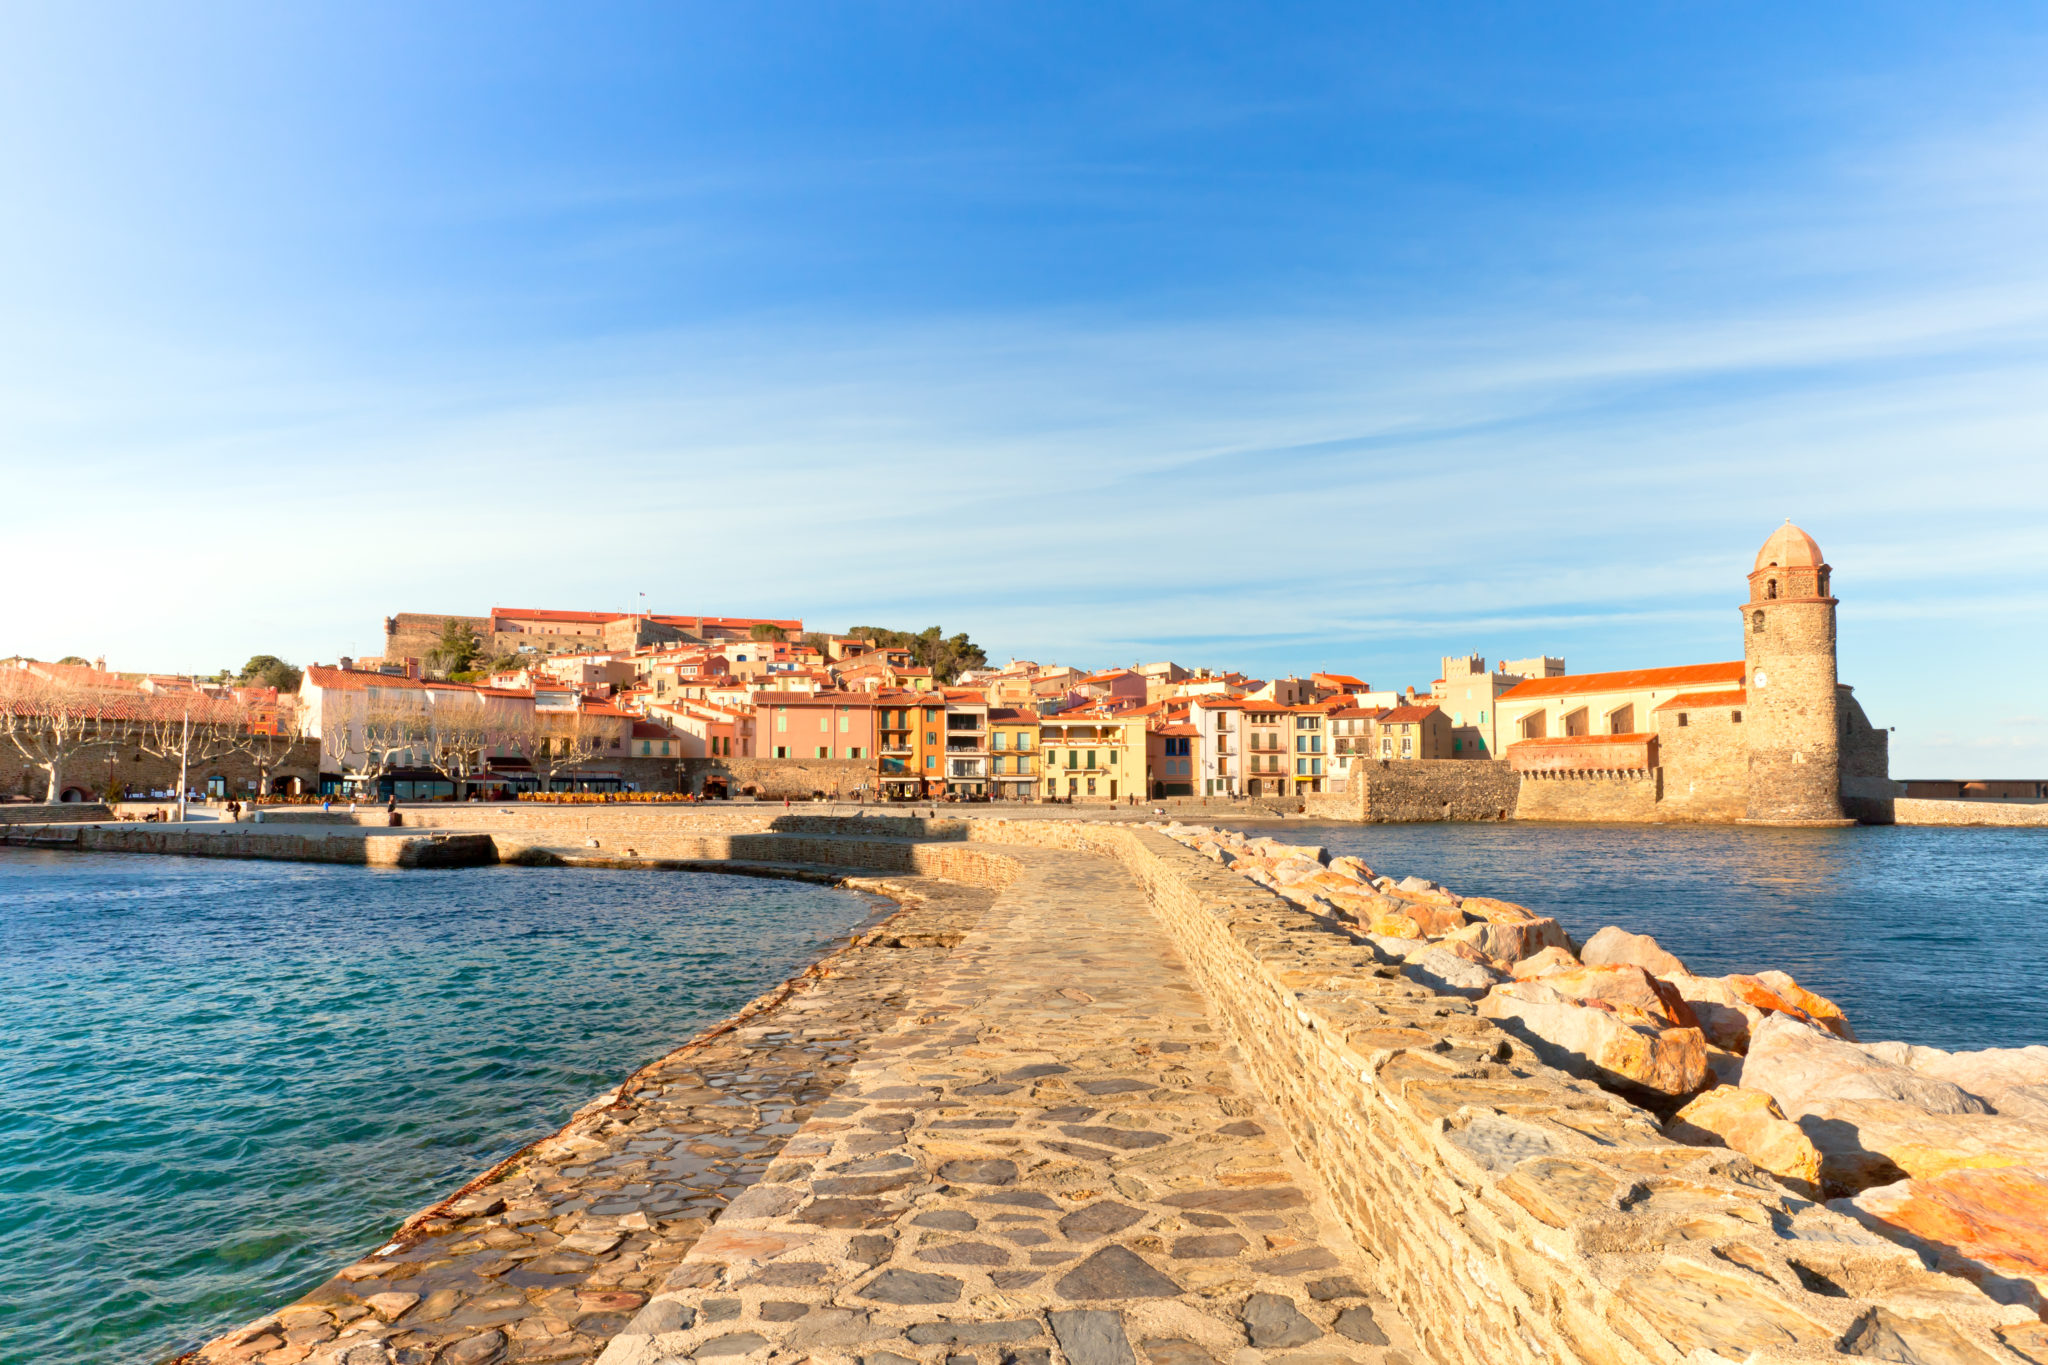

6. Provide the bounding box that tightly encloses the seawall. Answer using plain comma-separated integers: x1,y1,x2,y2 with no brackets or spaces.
18,812,2039,1365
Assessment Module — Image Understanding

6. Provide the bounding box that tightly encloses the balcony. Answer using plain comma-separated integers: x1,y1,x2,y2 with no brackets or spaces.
945,738,986,753
881,744,913,756
948,759,986,778
946,717,984,732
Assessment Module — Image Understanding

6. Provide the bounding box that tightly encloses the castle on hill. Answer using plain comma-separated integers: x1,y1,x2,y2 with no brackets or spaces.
1498,522,1894,824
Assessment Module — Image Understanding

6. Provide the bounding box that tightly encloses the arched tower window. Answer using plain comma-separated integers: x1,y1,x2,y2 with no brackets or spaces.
1767,579,1778,599
1752,610,1766,632
1818,570,1829,596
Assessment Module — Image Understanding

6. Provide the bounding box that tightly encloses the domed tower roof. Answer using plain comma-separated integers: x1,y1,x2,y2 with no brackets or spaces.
1754,520,1825,572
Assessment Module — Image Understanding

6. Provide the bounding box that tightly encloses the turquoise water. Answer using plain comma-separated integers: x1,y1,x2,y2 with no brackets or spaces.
1244,821,2048,1052
0,850,883,1365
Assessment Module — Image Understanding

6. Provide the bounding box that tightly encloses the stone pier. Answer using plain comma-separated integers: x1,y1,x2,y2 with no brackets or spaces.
7,812,2035,1365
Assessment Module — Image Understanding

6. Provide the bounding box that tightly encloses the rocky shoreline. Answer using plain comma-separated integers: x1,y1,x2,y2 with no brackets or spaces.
175,869,996,1365
1158,821,2048,1321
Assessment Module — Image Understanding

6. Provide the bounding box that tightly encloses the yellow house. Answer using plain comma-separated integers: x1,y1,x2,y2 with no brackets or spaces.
1039,708,1143,803
987,706,1040,801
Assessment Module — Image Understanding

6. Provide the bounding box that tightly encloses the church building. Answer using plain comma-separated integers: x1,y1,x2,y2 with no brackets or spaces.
1500,523,1894,824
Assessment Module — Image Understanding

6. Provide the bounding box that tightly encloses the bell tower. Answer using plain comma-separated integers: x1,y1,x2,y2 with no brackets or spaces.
1741,521,1849,824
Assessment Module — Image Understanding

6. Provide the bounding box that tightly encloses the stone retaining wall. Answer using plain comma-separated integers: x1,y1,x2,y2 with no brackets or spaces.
1354,759,1520,822
1512,771,1663,823
959,819,2043,1365
0,801,113,823
1891,797,2048,828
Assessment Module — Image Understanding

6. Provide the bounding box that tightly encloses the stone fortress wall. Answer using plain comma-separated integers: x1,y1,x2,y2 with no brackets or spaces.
18,809,2042,1365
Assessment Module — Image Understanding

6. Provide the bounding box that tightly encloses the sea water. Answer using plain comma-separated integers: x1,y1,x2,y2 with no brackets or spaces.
0,850,882,1365
1232,820,2048,1052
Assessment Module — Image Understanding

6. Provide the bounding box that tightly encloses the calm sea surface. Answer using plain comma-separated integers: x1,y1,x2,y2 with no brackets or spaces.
1227,820,2048,1053
0,851,883,1365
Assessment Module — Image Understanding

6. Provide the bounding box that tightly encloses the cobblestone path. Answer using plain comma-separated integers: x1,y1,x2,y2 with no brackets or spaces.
596,850,1422,1365
185,873,994,1365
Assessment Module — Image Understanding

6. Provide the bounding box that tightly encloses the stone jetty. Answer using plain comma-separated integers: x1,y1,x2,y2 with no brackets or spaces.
1166,820,2048,1336
9,810,2043,1364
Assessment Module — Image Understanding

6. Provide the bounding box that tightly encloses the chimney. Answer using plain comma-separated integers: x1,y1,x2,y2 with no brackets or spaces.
339,656,354,672
93,656,106,673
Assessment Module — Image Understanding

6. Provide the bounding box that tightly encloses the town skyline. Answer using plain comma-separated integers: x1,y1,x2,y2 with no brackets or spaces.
5,6,2047,775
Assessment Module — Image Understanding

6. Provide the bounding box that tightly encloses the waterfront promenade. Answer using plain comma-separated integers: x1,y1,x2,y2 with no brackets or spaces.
9,811,2042,1365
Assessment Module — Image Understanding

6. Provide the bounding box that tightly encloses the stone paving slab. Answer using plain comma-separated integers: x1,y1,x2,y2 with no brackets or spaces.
595,849,1422,1365
181,873,995,1365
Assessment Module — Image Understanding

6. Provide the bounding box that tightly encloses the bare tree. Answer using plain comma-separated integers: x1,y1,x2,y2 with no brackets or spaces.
423,693,509,797
135,692,253,819
362,697,434,780
0,669,124,803
244,697,311,798
502,708,607,793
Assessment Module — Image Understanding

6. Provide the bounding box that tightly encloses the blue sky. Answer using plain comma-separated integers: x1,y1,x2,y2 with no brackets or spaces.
4,4,2047,774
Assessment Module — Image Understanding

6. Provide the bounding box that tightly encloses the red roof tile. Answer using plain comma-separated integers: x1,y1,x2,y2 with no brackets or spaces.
1653,689,1747,712
1497,661,1744,701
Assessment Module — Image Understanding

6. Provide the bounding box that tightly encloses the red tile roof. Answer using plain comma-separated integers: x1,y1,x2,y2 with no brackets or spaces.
1497,661,1744,701
1378,704,1442,723
1653,688,1748,712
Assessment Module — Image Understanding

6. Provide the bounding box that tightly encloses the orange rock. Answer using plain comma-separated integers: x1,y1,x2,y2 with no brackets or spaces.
1795,1099,2048,1196
1667,973,1823,1052
1580,925,1688,977
1460,896,1541,923
1510,945,1581,979
1665,1087,1821,1197
1392,899,1468,935
1447,916,1571,967
1405,937,1492,967
1480,979,1708,1097
1752,970,1856,1041
1507,949,1581,982
1539,964,1699,1030
1843,1166,2048,1316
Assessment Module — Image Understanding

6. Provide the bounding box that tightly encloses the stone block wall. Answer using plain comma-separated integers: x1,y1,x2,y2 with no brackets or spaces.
679,756,882,799
1511,771,1663,823
1350,759,1520,822
1891,797,2048,828
960,819,2039,1365
0,801,114,823
1653,708,1748,821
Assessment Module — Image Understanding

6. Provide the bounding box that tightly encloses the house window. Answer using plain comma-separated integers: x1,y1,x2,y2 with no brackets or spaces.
1732,710,1743,723
1109,749,1118,765
1069,777,1079,795
992,732,1007,750
1767,579,1778,599
1086,778,1097,795
848,746,863,759
1296,758,1307,775
775,711,787,731
775,746,789,759
1017,733,1032,750
1677,714,1688,727
1311,758,1322,775
926,754,936,769
1753,610,1766,632
816,745,830,758
927,731,938,745
1402,738,1413,756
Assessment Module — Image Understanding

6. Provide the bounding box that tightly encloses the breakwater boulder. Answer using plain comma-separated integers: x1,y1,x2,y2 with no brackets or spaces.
1150,817,2048,1329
